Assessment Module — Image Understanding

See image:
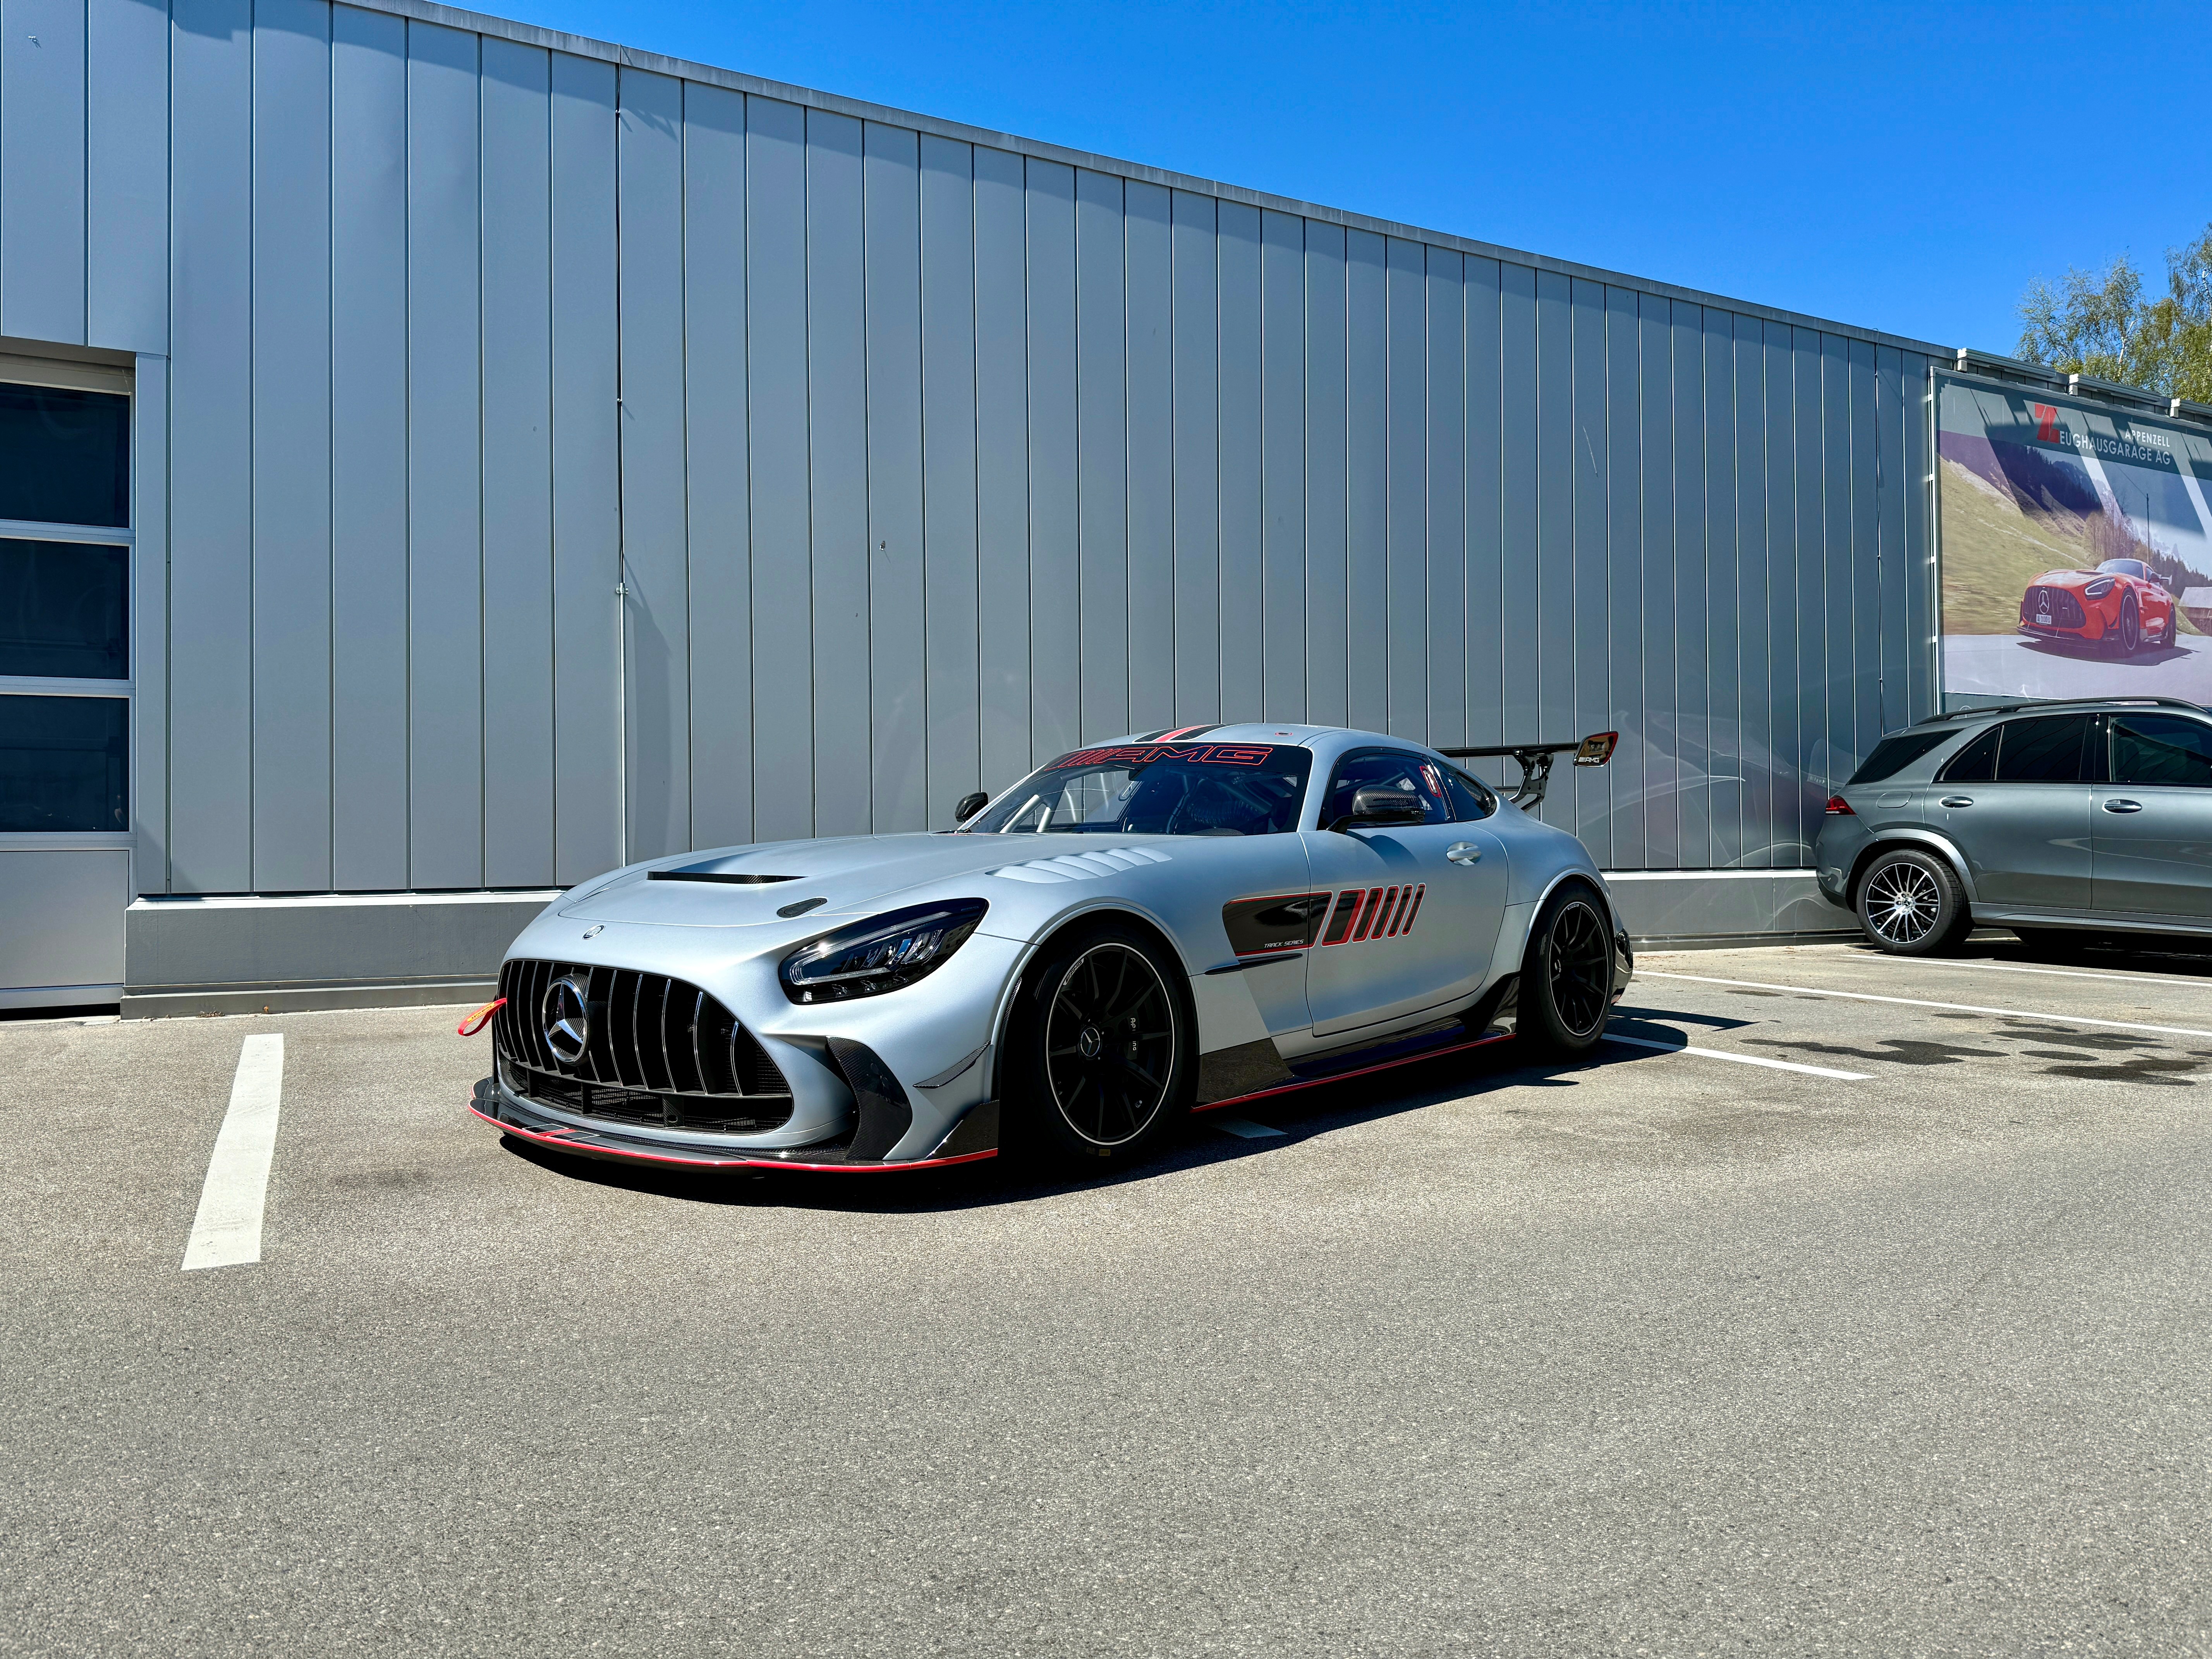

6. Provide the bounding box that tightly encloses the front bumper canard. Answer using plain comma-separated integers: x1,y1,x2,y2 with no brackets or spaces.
471,1079,1000,1173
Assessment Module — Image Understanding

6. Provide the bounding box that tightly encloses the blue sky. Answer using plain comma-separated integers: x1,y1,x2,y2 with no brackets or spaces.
499,0,2207,356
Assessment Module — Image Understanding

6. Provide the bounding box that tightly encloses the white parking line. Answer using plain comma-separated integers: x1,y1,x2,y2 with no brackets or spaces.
182,1035,285,1271
1905,958,2212,991
1212,1117,1285,1140
1603,1032,1870,1080
1642,971,2212,1042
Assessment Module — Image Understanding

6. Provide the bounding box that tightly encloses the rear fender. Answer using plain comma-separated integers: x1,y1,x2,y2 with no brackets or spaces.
1847,829,1979,906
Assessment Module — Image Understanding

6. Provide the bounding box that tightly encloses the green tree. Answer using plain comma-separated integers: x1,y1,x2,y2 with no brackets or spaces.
2016,225,2212,404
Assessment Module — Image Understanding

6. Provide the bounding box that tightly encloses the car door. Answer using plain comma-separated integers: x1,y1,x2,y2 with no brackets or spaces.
2094,711,2212,922
1299,749,1508,1037
1932,713,2095,912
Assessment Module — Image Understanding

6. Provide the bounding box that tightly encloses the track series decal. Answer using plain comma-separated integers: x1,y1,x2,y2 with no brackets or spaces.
1221,892,1332,956
1226,884,1426,957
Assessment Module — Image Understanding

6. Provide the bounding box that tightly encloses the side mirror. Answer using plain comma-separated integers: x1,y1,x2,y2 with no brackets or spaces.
953,791,989,824
1332,786,1425,832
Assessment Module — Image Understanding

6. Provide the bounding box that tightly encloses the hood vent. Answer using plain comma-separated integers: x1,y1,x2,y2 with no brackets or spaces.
647,870,800,885
988,846,1173,884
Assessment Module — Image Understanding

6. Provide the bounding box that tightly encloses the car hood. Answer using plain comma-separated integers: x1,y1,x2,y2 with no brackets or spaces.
556,832,1176,929
2030,569,2100,590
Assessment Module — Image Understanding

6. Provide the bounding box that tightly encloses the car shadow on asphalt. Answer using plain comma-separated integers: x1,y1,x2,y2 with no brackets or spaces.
494,1030,1705,1216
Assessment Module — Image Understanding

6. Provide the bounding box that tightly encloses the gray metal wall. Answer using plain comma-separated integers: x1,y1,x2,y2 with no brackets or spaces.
7,0,1945,896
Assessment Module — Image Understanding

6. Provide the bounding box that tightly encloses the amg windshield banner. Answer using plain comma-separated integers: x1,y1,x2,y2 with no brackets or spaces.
1937,371,2212,704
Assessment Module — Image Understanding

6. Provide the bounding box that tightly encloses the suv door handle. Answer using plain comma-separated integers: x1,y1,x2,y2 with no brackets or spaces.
1445,842,1481,864
2103,798,2143,814
1940,796,1973,808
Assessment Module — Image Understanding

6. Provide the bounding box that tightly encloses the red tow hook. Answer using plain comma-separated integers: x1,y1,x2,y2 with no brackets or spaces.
457,996,507,1037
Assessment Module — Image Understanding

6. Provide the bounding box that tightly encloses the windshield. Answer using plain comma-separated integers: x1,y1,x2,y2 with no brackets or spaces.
2097,558,2149,579
959,741,1314,836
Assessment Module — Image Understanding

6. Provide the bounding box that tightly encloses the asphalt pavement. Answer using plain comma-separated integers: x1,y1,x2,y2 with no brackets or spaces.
7,934,2212,1657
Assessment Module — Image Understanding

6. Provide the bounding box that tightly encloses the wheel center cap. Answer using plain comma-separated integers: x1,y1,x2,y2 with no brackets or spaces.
1077,1025,1104,1059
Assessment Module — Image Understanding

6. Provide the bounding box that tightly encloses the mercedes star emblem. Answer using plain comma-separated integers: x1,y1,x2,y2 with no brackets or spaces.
543,975,592,1066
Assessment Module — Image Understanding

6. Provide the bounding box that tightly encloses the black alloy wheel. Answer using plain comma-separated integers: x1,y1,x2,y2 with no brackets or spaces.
2118,594,2142,655
1010,921,1194,1166
1856,847,1967,956
1519,883,1614,1056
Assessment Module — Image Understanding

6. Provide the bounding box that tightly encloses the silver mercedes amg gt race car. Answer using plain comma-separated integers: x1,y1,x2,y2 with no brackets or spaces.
464,723,1632,1173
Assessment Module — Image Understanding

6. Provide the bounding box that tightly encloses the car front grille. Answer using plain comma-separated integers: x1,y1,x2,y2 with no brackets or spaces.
493,958,795,1134
2021,586,2086,627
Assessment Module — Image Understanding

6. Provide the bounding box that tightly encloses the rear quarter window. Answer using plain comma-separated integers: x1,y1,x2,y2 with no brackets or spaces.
1848,729,1954,785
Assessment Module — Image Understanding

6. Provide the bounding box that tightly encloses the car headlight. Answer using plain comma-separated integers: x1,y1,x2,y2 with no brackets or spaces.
2084,578,2114,598
779,899,988,1004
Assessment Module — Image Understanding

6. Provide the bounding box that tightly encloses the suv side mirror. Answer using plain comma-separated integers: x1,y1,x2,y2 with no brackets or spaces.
953,791,989,824
1332,786,1425,832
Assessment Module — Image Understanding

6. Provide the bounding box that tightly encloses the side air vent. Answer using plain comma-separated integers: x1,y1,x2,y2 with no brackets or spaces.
493,958,794,1134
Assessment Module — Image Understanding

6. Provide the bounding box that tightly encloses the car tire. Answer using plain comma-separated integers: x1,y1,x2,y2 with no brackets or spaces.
1517,881,1614,1057
1003,919,1195,1168
1856,848,1969,955
2117,594,2142,655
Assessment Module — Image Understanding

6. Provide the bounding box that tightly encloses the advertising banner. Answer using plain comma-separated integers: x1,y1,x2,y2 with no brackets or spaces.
1937,371,2212,705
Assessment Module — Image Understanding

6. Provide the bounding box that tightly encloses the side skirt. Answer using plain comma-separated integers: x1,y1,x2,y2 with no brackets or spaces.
1192,1022,1516,1116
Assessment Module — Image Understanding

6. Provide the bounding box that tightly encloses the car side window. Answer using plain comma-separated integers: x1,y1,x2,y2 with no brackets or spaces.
1441,764,1495,821
1321,750,1454,826
1941,725,1999,783
2111,714,2212,788
1992,714,2092,783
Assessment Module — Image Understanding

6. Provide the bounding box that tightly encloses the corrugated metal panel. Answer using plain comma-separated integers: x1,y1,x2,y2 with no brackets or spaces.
918,135,983,821
1704,313,1740,868
1732,311,1771,869
743,95,812,846
617,67,690,863
1261,209,1305,723
1424,249,1463,752
547,50,620,882
329,2,409,892
1302,221,1348,731
2,0,87,342
865,122,928,832
405,20,484,891
1171,189,1219,722
1074,168,1129,746
1022,156,1079,763
1602,286,1642,867
1343,228,1387,735
167,0,253,893
480,36,554,888
249,0,332,893
1122,178,1174,737
18,3,1946,910
87,0,168,352
1568,276,1607,857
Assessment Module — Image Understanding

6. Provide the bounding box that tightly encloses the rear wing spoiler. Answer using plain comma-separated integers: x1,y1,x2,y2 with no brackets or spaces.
1439,731,1618,811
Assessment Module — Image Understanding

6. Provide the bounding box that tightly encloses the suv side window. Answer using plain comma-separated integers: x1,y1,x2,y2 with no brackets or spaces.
1321,749,1455,826
1940,724,1999,782
2111,713,2212,788
1992,714,2094,782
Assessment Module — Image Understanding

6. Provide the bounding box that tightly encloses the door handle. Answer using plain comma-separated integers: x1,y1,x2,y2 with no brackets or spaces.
2103,798,2143,814
1445,841,1481,864
1940,796,1973,808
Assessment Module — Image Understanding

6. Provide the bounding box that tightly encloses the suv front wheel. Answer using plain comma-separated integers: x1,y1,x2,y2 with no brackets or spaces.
1856,848,1969,955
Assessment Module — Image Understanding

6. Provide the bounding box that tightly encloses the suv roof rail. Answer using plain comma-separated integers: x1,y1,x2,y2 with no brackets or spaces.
1928,696,2209,722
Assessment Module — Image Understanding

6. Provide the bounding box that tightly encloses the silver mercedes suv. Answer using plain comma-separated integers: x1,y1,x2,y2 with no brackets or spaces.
1814,697,2212,955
